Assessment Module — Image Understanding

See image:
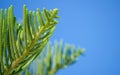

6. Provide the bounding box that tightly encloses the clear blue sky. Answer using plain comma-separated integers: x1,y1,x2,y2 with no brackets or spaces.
0,0,120,75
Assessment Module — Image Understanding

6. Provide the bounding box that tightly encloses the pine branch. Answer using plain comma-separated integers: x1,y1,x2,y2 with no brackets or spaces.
22,40,84,75
0,5,59,75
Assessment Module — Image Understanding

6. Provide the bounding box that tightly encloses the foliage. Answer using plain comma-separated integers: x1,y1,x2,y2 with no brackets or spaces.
0,5,59,75
21,40,84,75
0,5,84,75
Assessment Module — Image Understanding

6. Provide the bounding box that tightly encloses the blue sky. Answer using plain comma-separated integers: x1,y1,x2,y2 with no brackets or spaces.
0,0,120,75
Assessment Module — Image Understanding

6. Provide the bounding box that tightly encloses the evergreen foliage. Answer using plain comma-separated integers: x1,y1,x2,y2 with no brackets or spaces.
0,5,58,75
0,5,84,75
21,41,84,75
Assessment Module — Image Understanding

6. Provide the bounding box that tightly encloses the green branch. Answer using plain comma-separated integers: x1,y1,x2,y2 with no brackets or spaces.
0,5,59,75
22,40,84,75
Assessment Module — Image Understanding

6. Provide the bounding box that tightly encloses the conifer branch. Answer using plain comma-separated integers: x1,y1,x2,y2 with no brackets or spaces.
0,5,59,75
21,41,84,75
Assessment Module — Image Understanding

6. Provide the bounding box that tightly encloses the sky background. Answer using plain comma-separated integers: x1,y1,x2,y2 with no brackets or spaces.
0,0,120,75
